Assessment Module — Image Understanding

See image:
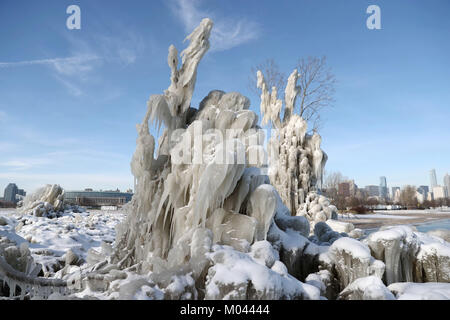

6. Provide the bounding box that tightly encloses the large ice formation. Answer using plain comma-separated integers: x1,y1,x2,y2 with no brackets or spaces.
258,70,328,216
18,184,65,217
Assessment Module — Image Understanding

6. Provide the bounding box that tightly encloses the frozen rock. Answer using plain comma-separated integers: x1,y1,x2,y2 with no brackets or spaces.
249,240,279,268
365,226,419,284
268,221,326,281
325,219,355,234
328,237,385,291
271,260,288,275
388,282,450,300
275,216,310,238
305,269,338,300
348,228,364,239
312,222,342,245
414,241,450,283
338,276,395,300
204,246,320,300
0,217,8,226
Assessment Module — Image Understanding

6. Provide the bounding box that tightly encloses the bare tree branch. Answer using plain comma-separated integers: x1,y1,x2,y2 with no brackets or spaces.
250,56,336,132
248,59,286,97
296,56,336,131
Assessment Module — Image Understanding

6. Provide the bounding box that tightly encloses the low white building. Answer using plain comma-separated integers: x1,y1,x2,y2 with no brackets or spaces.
415,191,425,204
432,186,448,200
101,205,118,211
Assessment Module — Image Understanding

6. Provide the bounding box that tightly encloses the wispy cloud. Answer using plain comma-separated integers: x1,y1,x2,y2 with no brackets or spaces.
0,28,145,96
0,54,101,96
0,55,100,75
53,75,83,96
169,0,260,51
0,158,54,171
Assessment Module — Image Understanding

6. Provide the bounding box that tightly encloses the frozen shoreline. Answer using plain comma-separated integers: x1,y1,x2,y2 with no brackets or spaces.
339,210,450,231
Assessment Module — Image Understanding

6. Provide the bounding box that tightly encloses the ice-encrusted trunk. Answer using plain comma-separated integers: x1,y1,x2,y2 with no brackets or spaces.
257,69,333,226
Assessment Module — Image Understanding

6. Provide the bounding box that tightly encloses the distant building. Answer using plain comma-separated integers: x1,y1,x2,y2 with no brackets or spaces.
379,176,388,200
444,174,450,198
391,187,401,203
430,169,438,190
65,189,133,207
416,191,425,204
365,185,380,197
3,183,19,203
417,186,429,199
391,187,400,200
432,186,447,200
338,180,357,198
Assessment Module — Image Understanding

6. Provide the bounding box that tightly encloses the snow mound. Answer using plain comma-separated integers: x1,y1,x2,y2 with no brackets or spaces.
338,276,395,300
388,282,450,300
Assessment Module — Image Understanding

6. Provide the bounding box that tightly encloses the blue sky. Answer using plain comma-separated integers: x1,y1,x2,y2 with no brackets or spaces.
0,0,449,194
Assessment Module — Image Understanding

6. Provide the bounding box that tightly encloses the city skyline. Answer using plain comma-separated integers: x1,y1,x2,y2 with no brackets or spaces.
332,169,449,199
1,0,449,193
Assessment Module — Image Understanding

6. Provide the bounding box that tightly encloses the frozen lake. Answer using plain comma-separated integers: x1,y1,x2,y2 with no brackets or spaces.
415,218,450,233
363,218,450,236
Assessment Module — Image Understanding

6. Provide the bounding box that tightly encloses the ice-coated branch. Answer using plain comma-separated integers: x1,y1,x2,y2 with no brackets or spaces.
148,18,213,132
257,70,282,129
0,256,68,299
283,69,301,123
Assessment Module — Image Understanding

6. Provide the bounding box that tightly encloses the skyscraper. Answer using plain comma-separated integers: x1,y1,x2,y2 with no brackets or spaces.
3,183,19,203
444,173,450,198
379,176,388,199
430,169,438,189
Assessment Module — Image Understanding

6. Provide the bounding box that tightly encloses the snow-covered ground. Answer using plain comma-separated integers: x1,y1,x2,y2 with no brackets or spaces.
0,208,125,275
339,213,412,220
338,209,450,233
375,208,450,215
